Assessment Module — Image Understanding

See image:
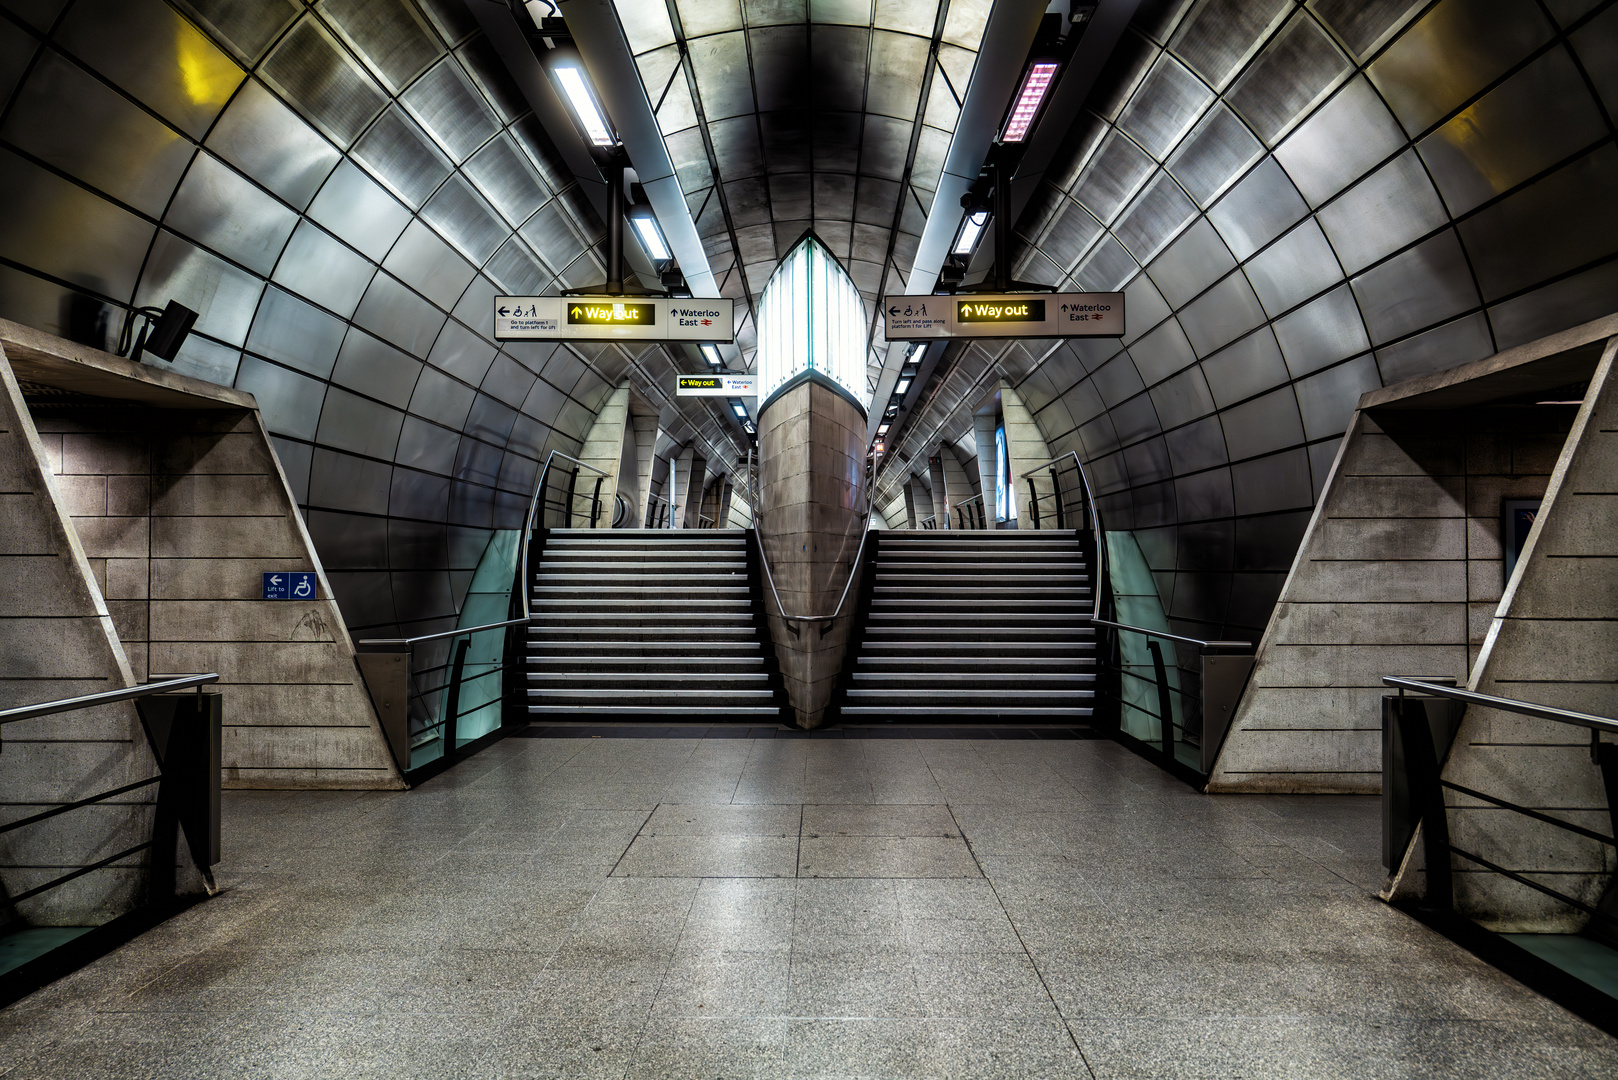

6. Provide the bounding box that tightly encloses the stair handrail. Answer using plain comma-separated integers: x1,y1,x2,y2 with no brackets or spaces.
752,452,875,629
517,451,611,619
1090,619,1251,652
1016,450,1106,622
0,673,219,724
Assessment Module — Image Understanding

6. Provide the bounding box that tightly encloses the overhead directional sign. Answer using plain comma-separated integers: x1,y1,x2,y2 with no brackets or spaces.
495,296,734,343
882,292,1124,340
678,374,757,397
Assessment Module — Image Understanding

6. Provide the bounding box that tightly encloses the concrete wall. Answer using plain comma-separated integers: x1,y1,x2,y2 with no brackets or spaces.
757,378,867,727
1405,337,1618,931
1,328,402,791
0,353,152,925
1000,381,1052,527
30,405,402,790
572,384,631,528
1210,407,1568,793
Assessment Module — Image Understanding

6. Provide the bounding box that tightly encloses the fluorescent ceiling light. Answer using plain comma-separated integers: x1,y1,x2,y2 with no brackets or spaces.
1000,60,1060,143
554,65,616,147
878,423,890,435
631,214,671,260
701,344,722,366
730,400,749,418
953,210,989,256
895,378,911,395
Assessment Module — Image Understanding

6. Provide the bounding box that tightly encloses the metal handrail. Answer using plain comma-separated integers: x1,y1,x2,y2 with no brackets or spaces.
517,450,611,619
1093,618,1251,652
0,674,219,724
359,617,531,649
756,524,873,625
954,492,984,505
1013,451,1106,621
1382,677,1618,737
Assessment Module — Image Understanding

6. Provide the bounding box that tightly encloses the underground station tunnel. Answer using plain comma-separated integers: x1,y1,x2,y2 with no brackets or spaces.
1,0,1618,1075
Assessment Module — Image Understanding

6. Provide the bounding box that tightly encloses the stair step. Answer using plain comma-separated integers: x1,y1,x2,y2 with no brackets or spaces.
839,706,1095,717
528,705,782,715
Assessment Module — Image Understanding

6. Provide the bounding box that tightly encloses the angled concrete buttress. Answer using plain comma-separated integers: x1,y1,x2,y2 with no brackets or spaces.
1209,314,1618,794
0,321,403,789
757,376,868,728
1388,332,1618,929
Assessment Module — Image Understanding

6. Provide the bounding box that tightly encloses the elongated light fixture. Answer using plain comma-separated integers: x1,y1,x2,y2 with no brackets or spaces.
953,209,989,255
630,212,671,260
701,344,723,366
554,64,616,147
1000,60,1060,143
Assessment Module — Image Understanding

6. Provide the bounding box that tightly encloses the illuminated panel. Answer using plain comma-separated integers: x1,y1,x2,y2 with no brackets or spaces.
956,299,1046,323
1000,61,1059,143
756,234,869,412
567,301,655,325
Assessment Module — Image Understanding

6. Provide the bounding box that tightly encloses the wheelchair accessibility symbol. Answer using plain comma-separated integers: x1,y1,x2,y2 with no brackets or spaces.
262,572,318,600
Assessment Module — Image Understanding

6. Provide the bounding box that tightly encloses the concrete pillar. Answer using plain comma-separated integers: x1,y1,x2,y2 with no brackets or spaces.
1001,380,1052,527
718,480,733,529
971,410,999,524
573,385,630,528
682,455,708,528
902,479,918,529
941,446,973,528
927,454,949,528
631,414,660,527
670,446,695,528
757,378,867,728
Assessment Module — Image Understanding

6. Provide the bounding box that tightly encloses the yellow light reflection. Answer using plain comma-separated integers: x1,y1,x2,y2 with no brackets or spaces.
176,24,239,107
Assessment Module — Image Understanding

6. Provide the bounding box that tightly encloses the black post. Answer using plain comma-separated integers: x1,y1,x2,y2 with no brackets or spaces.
1596,739,1618,851
590,476,604,528
537,465,552,530
442,637,471,758
606,164,624,296
1147,639,1174,758
1396,695,1453,909
1027,476,1040,528
565,466,580,528
139,691,222,905
1051,466,1065,529
991,158,1010,292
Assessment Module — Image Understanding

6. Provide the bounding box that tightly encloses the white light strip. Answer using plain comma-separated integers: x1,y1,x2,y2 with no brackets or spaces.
555,65,616,147
631,215,671,260
1000,61,1060,143
701,344,722,366
953,210,988,255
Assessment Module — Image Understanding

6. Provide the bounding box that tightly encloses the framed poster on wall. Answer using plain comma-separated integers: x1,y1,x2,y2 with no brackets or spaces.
1502,499,1542,583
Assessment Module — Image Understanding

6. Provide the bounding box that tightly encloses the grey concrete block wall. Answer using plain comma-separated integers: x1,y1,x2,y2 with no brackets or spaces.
758,379,867,727
1401,336,1618,931
572,384,630,528
0,349,152,925
30,404,403,790
1209,404,1571,794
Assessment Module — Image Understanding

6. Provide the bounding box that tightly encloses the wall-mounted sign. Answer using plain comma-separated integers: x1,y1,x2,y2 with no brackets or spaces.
678,374,757,397
262,572,316,600
882,291,1124,340
494,296,734,342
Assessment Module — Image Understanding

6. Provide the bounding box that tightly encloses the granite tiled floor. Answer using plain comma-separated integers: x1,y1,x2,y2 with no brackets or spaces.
2,733,1615,1078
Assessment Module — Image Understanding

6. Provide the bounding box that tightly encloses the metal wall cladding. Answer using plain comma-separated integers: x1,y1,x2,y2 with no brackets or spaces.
952,0,1618,641
0,0,668,640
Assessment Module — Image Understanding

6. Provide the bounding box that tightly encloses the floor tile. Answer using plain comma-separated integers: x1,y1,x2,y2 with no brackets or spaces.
797,835,982,878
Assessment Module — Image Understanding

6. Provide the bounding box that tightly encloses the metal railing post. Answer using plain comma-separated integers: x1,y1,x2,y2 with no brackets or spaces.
1051,465,1065,529
565,466,580,528
1147,638,1174,757
590,476,604,528
1027,476,1040,528
441,637,471,757
1395,690,1453,910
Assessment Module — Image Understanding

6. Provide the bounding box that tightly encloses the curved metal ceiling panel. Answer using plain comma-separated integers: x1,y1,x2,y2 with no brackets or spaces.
881,0,1618,647
0,0,746,647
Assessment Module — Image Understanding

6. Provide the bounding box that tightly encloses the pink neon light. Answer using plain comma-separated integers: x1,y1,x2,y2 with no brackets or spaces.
1001,61,1060,143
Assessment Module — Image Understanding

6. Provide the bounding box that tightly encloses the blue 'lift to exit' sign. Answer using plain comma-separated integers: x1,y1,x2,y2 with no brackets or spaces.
262,572,316,600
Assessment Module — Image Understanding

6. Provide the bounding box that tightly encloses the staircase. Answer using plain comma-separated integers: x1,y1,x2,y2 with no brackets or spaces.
525,529,785,720
838,531,1097,721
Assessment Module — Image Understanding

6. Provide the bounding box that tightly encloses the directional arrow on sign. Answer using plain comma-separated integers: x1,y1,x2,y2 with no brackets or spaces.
269,575,282,585
498,306,510,316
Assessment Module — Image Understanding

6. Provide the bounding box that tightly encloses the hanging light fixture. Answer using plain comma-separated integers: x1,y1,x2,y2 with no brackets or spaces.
1000,60,1060,143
